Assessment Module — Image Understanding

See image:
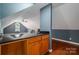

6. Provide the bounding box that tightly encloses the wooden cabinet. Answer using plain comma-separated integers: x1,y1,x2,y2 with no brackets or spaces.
41,34,49,54
0,45,1,55
27,41,41,55
23,39,27,55
0,34,49,55
1,41,23,55
26,36,41,55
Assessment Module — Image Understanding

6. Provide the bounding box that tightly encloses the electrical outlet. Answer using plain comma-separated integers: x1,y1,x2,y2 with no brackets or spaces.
69,37,72,40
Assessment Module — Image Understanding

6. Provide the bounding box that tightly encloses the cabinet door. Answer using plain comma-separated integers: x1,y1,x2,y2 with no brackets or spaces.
27,41,41,55
15,41,23,55
0,45,1,55
41,35,49,54
23,40,27,55
41,38,49,54
2,41,23,55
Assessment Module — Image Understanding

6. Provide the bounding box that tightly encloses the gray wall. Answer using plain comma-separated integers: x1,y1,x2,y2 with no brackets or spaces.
52,3,79,29
52,30,79,43
1,4,40,34
40,4,51,31
1,3,48,34
0,20,1,33
52,3,79,43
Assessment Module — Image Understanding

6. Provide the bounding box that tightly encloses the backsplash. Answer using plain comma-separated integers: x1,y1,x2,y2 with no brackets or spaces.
52,29,79,43
3,22,28,34
3,22,38,39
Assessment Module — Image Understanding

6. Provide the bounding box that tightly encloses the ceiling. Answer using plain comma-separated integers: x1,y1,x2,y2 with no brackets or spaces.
52,3,64,8
0,3,64,19
19,3,64,19
0,3,33,19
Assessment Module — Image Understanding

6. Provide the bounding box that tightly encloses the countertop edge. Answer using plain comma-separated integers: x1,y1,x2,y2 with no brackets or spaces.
0,34,49,45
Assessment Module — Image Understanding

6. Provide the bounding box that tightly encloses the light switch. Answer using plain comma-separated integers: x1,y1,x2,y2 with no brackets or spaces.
69,37,72,40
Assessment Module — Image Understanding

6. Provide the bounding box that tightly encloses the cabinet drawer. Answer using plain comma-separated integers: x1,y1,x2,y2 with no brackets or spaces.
27,36,41,43
42,34,49,39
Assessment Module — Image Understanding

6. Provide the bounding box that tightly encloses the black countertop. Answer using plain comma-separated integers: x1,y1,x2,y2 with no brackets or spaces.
0,33,48,44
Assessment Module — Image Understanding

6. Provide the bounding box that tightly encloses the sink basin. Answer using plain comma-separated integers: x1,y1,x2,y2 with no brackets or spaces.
10,33,23,38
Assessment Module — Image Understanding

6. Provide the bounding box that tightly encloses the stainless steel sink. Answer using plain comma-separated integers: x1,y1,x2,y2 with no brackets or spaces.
10,33,23,38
